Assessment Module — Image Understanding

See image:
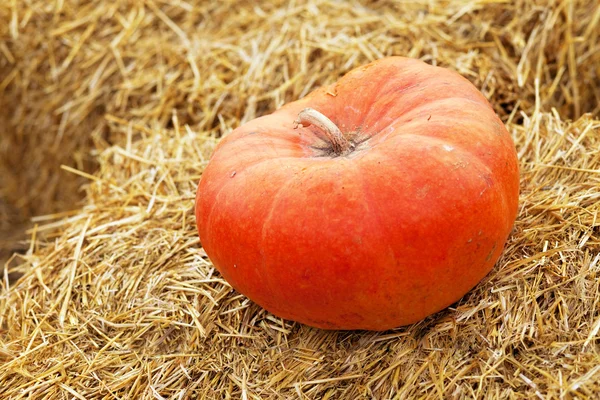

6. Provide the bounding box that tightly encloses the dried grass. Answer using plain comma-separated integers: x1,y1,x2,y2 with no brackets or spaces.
1,0,600,398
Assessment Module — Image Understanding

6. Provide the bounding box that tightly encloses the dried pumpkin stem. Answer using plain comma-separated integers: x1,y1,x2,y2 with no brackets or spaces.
294,108,350,155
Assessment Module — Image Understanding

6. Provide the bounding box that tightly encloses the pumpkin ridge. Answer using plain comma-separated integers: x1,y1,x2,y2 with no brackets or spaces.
397,96,495,125
254,170,300,310
354,160,398,300
380,132,496,175
360,95,491,143
202,156,303,241
378,132,511,227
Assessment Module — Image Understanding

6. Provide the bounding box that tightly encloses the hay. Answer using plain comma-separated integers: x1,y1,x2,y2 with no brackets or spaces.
1,0,600,398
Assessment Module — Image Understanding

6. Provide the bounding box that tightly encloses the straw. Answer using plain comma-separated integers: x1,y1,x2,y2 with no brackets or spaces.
1,0,599,398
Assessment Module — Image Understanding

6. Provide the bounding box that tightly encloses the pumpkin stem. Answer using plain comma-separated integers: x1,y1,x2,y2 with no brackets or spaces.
294,108,351,155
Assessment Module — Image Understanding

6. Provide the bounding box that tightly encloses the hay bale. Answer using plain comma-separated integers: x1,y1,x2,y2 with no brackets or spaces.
2,110,600,399
1,0,600,398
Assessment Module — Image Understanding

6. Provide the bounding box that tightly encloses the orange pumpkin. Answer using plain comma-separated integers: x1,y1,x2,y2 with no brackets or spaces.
195,57,519,330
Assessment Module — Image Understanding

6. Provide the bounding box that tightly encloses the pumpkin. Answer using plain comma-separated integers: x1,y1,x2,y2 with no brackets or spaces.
195,57,519,331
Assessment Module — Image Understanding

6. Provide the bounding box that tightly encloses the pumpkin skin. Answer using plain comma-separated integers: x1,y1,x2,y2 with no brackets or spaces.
195,57,519,331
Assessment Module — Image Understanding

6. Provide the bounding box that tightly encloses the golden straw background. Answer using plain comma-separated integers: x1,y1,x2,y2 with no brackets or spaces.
1,0,600,398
